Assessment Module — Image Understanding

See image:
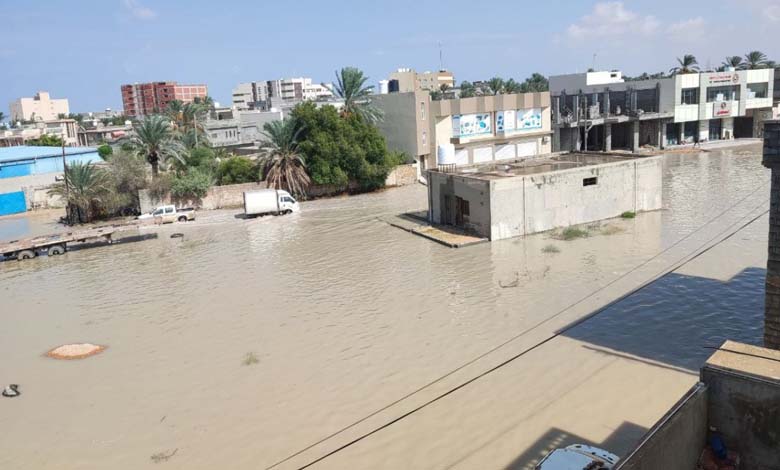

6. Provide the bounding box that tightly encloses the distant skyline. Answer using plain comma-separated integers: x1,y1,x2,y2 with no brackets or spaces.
1,0,778,114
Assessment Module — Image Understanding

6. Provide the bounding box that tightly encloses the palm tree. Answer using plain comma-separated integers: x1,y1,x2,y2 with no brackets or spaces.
486,77,505,95
670,54,700,75
521,73,550,92
744,50,769,69
48,162,112,223
123,115,186,177
259,119,310,197
165,100,184,125
722,56,744,70
334,67,382,123
0,111,5,123
504,78,522,94
458,81,477,98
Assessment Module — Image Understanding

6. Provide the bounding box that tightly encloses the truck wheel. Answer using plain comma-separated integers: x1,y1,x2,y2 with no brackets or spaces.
285,210,292,215
47,245,65,256
178,216,188,222
17,250,36,261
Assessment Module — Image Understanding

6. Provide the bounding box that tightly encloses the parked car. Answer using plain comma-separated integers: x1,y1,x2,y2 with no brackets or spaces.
243,189,300,217
138,205,196,224
535,444,619,470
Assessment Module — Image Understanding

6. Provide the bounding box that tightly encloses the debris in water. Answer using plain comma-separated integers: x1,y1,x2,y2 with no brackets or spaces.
499,272,520,288
2,384,20,397
242,352,260,366
150,448,178,463
170,233,184,239
46,343,106,360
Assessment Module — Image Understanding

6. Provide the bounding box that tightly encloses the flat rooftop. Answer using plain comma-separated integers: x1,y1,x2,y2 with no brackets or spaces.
434,152,652,180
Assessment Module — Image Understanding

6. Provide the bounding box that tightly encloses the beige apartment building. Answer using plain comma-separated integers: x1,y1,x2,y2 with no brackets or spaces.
374,90,552,174
388,68,455,93
9,91,70,122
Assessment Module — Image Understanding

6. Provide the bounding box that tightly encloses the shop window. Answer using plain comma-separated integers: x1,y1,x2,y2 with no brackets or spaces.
707,86,739,102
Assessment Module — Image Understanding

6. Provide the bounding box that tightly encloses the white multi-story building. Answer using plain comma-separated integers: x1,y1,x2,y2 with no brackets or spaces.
232,78,334,110
9,91,70,122
550,68,775,152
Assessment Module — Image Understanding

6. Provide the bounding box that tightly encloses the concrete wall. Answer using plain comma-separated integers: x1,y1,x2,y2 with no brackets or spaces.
372,91,428,165
700,342,780,470
385,163,417,187
615,383,708,470
427,171,491,236
489,156,662,240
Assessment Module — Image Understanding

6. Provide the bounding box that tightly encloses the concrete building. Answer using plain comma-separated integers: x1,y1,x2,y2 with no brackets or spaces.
203,108,284,149
374,90,553,175
388,68,455,93
9,91,69,122
231,78,333,110
120,82,208,118
550,69,775,152
0,146,100,216
0,119,80,147
426,153,662,241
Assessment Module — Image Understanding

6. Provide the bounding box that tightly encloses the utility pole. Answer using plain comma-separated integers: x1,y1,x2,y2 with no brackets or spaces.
439,41,444,70
61,136,70,222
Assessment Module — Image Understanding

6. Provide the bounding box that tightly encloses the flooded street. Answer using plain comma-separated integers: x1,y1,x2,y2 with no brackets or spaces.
0,144,770,469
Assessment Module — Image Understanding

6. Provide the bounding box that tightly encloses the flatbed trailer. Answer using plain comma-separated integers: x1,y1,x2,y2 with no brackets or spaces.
0,223,139,261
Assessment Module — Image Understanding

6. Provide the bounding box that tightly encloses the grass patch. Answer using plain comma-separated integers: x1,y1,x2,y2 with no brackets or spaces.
542,244,561,254
151,449,178,463
620,211,637,219
560,227,589,240
242,352,260,366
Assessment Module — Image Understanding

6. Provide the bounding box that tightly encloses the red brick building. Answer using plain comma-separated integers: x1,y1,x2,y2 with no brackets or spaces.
120,82,208,118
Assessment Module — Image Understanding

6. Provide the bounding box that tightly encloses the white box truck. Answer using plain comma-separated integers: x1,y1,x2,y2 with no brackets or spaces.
243,189,300,217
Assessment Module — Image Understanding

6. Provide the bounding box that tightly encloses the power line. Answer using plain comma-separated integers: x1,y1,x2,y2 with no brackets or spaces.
265,181,770,470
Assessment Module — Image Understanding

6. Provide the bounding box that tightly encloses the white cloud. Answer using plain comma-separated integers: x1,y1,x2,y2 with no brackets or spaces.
740,0,780,22
122,0,157,20
567,2,659,39
667,17,706,42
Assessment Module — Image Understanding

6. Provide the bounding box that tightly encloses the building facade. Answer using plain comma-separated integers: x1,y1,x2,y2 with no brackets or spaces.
9,91,69,122
551,69,775,152
231,78,333,110
374,91,552,175
388,68,456,93
121,82,208,118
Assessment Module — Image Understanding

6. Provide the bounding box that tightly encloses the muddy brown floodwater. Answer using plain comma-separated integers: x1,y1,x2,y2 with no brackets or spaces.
0,144,770,469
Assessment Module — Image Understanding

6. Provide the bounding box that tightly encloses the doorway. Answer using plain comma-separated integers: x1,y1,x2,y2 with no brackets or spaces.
709,119,722,141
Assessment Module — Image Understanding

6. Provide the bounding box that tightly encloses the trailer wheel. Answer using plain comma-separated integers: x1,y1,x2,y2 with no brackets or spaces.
47,245,65,256
17,250,36,261
178,216,188,222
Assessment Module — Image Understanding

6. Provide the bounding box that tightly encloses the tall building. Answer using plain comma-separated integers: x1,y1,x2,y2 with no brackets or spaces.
120,82,208,118
387,68,456,93
9,91,70,122
231,78,333,110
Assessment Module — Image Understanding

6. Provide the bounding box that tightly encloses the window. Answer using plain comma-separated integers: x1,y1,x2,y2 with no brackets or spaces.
706,86,739,102
420,102,426,120
422,131,427,146
747,82,769,99
681,88,699,105
462,200,470,216
583,177,598,187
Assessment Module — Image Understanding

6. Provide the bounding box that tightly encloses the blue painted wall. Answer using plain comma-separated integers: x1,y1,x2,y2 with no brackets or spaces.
0,163,33,178
0,191,27,216
0,146,100,180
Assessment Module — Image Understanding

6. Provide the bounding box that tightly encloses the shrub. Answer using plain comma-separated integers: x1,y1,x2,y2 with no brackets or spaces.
560,227,589,240
542,244,561,253
170,169,213,200
148,173,173,201
97,144,113,160
217,157,258,185
621,211,637,219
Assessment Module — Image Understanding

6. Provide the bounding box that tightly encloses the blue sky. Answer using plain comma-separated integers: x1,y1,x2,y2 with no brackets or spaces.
1,0,778,114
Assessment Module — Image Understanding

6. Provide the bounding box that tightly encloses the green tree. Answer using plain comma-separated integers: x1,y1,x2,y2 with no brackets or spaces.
333,67,382,124
458,81,477,98
171,168,213,200
670,54,700,74
103,151,147,215
722,56,744,70
503,78,522,94
744,50,769,69
0,111,5,123
292,102,402,192
485,77,505,95
259,118,311,197
123,115,186,177
217,156,259,185
177,145,216,174
520,73,549,92
97,144,113,160
48,161,112,224
27,134,63,147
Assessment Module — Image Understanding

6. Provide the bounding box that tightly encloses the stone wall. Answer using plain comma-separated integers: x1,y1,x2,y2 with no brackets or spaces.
385,163,417,187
